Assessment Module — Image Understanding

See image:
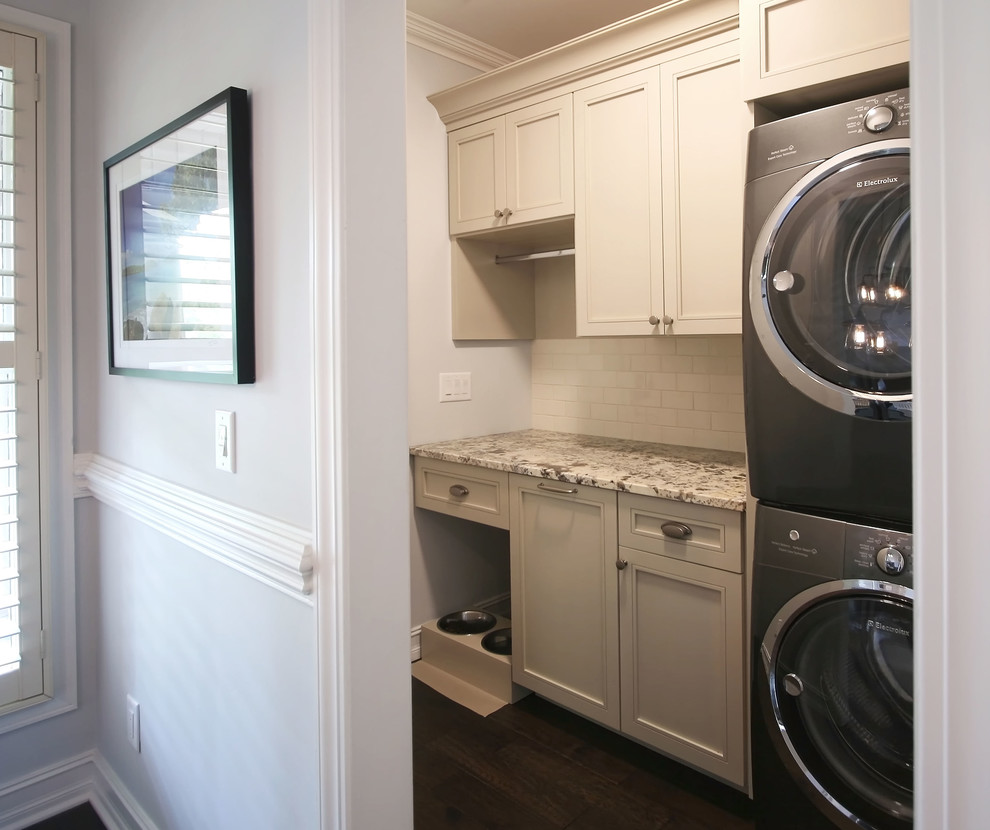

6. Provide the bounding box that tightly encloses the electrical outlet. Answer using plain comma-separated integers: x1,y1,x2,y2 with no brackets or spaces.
216,410,235,472
127,694,141,752
439,372,471,402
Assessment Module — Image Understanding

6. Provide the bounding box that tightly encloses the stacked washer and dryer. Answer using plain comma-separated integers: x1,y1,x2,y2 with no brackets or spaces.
743,90,913,828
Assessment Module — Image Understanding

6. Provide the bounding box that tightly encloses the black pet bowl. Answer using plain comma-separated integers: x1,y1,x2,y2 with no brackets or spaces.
437,609,497,635
481,627,512,655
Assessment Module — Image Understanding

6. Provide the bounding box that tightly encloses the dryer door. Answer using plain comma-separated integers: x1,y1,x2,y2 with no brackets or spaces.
760,580,913,828
750,140,911,417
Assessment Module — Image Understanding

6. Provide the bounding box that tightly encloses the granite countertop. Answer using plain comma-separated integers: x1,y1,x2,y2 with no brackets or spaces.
410,430,748,511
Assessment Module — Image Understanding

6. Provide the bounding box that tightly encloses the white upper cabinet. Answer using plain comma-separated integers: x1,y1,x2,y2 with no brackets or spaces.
573,68,663,337
741,0,910,102
447,94,574,236
660,38,746,335
574,34,748,337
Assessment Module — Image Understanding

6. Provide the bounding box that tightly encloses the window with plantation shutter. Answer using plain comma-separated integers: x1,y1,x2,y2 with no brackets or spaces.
0,26,43,710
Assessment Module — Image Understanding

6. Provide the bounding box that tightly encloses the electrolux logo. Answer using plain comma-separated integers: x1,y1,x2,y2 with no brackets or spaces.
866,618,910,637
857,176,899,188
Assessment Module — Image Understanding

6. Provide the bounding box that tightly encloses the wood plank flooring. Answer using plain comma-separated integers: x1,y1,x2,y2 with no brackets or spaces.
24,802,106,830
413,678,755,829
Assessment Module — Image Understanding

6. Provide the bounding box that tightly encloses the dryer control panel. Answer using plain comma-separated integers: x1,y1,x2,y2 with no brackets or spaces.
844,89,911,137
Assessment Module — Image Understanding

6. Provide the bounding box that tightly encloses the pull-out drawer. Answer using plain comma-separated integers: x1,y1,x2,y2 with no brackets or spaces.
413,456,509,529
618,493,742,573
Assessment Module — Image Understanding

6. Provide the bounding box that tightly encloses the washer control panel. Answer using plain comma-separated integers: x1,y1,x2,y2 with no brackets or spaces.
755,504,913,587
844,523,913,587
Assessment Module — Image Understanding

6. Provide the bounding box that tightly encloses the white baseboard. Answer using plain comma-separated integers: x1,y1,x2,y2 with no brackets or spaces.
0,752,158,830
90,756,158,830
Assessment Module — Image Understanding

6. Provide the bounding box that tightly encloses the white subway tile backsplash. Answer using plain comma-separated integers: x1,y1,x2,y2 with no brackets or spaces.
674,337,711,356
532,336,746,453
661,355,695,373
661,390,695,410
676,373,710,393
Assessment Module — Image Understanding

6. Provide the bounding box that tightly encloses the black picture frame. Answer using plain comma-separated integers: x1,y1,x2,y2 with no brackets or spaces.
104,87,255,383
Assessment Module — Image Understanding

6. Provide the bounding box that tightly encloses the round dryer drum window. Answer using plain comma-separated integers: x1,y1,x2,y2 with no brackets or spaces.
752,143,911,413
763,585,913,827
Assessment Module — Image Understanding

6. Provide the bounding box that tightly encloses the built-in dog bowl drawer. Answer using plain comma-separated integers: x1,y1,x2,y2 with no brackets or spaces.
437,609,497,635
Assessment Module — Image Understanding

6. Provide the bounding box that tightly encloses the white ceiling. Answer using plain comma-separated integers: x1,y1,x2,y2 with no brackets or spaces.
406,0,665,59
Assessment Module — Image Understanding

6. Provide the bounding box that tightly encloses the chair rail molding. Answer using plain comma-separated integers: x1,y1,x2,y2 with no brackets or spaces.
76,453,314,600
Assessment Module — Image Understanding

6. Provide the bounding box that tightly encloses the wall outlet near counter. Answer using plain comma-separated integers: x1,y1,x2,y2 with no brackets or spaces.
439,372,471,402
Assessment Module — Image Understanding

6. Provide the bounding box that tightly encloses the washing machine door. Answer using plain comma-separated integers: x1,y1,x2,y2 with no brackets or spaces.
750,140,911,417
761,579,913,828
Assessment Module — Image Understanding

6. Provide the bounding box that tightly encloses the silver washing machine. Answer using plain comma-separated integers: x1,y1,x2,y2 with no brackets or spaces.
743,89,912,525
751,503,913,828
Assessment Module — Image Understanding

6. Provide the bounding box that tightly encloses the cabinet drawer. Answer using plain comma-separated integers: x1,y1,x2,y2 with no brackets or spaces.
413,457,509,529
618,493,742,573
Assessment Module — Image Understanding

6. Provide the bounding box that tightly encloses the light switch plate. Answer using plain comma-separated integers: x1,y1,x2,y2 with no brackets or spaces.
439,372,471,402
216,410,235,472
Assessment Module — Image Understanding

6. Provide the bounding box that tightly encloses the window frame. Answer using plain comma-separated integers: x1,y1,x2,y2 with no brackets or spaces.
0,4,75,732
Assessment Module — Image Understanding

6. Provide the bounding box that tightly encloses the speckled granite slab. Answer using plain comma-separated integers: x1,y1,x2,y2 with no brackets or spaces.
410,430,748,511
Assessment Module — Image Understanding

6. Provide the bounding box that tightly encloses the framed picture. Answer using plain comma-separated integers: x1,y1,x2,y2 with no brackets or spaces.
104,87,255,383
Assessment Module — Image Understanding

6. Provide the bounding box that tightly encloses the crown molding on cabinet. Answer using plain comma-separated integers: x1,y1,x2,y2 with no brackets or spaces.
427,0,738,129
406,11,518,72
76,453,314,600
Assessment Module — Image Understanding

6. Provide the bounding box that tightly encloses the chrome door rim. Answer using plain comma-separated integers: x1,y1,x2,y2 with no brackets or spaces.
760,578,914,825
749,139,911,414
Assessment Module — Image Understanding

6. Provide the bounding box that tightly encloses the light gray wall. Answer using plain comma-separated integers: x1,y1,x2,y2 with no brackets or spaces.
406,43,530,627
79,0,320,826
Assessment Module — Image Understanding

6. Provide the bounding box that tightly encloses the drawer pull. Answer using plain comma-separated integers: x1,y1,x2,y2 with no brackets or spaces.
660,521,693,540
448,484,470,498
537,482,578,495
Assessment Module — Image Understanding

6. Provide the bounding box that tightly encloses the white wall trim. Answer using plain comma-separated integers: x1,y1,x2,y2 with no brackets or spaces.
406,11,517,71
410,625,422,663
310,0,344,824
0,751,158,830
78,453,314,601
90,755,158,830
0,752,93,830
73,451,93,499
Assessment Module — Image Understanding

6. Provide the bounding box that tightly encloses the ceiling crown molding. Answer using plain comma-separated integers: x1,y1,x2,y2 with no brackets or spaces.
406,11,518,72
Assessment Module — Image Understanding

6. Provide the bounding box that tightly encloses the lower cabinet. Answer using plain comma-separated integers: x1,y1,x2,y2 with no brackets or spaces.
509,474,621,728
509,471,747,788
618,545,746,787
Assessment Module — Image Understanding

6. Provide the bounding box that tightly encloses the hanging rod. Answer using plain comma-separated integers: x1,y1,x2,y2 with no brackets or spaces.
495,247,576,265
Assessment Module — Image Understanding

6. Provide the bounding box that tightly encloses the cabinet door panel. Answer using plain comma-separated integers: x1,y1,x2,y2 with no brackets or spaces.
741,0,910,100
448,117,506,234
510,475,620,728
506,95,574,225
620,547,746,787
661,39,746,335
574,69,663,337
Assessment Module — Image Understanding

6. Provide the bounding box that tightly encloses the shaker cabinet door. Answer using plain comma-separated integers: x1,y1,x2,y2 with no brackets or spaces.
448,116,507,235
660,38,747,335
574,68,664,337
619,546,747,787
509,475,620,728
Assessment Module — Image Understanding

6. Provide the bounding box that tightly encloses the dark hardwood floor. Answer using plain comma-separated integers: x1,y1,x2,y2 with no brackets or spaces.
413,678,755,829
24,802,106,830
